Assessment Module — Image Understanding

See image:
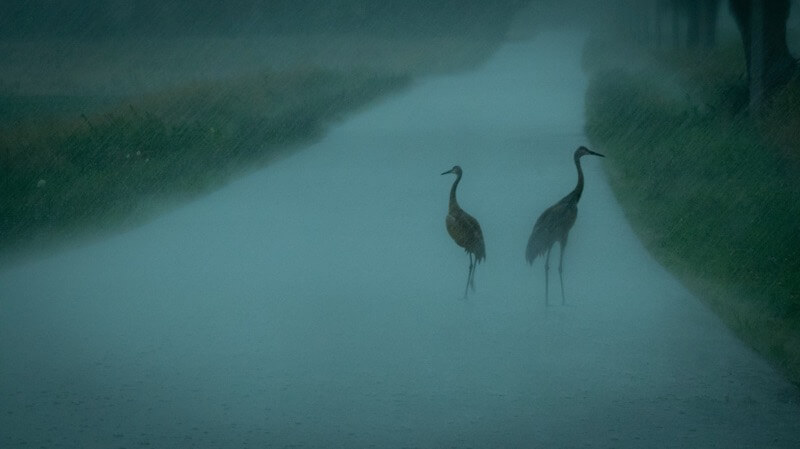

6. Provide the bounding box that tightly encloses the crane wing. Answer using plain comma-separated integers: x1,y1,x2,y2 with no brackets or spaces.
526,201,577,264
462,213,486,262
446,210,486,262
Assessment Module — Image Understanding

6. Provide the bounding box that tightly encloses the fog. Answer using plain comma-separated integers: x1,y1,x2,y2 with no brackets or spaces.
2,21,800,448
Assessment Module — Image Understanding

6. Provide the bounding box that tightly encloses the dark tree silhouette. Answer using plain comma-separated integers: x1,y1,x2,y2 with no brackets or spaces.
686,0,720,47
700,0,721,47
729,0,798,106
654,0,720,49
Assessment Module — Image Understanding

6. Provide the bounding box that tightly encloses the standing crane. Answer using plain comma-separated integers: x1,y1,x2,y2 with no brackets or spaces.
525,146,604,305
442,165,486,299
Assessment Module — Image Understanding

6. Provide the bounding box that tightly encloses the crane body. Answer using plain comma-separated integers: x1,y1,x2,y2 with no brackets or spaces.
442,166,485,299
526,146,603,304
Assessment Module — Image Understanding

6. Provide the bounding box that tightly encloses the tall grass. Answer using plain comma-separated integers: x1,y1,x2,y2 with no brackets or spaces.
0,69,409,256
584,40,800,385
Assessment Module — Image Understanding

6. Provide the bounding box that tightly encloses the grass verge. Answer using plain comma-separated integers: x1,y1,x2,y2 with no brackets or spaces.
0,69,409,262
583,37,800,385
0,27,521,267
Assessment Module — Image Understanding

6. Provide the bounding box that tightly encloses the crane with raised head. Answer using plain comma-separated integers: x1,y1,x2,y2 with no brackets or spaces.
526,146,604,305
442,165,486,299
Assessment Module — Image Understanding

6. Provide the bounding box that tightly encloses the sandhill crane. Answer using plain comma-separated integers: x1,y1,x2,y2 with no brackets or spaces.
526,146,604,305
442,165,486,299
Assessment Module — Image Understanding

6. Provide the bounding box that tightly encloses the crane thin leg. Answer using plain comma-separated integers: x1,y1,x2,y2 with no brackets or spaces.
463,253,474,300
544,247,552,306
469,258,477,292
559,241,566,305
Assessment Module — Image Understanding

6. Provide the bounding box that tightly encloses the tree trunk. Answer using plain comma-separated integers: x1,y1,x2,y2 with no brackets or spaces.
672,1,681,48
655,0,664,48
701,0,720,47
729,0,797,107
750,0,765,108
687,1,701,47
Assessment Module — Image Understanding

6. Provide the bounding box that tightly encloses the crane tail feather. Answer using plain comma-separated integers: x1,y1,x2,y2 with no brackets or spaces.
526,234,546,265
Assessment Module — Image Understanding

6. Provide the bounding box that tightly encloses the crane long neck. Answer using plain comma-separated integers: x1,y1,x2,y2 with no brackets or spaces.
571,155,585,204
449,172,462,210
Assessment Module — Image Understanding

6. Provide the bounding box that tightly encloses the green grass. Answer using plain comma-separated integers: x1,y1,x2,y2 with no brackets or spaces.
0,69,410,258
0,94,125,123
0,30,518,266
584,39,800,385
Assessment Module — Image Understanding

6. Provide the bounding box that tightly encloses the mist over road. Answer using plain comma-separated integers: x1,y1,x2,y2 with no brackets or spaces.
2,30,800,448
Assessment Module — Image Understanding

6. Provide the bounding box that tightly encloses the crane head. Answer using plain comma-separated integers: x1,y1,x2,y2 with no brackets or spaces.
575,146,604,159
441,165,463,176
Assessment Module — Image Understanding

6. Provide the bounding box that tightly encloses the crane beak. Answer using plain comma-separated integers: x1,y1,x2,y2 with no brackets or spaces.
441,168,454,175
588,149,605,157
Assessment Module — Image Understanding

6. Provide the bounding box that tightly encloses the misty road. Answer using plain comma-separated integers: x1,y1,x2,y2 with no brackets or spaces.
2,30,800,448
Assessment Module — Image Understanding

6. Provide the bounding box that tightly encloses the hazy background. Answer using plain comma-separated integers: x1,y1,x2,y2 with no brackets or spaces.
2,1,800,448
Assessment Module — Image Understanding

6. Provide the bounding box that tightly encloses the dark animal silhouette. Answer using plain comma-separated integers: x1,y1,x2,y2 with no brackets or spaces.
526,146,604,305
442,165,486,299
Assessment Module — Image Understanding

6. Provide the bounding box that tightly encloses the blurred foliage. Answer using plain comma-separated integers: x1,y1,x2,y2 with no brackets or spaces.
657,43,750,116
585,40,800,385
0,94,123,123
0,0,527,262
0,0,529,39
0,69,409,254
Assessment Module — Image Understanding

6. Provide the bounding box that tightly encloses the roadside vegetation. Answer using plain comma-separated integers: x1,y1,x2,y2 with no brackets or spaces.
0,69,409,260
0,1,530,264
0,37,517,267
583,36,800,385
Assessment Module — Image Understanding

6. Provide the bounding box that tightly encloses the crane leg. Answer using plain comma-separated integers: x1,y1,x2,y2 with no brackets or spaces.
469,256,477,292
558,241,566,305
463,253,474,300
544,247,552,306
